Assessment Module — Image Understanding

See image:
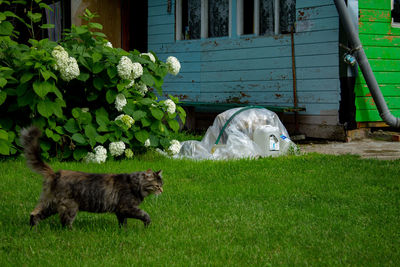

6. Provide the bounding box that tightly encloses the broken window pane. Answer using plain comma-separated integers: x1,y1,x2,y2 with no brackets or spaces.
188,0,201,39
260,0,275,35
280,0,296,33
209,0,229,37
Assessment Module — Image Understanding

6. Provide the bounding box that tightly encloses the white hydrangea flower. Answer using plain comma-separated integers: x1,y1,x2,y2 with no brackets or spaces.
83,152,96,163
164,99,176,114
52,46,80,81
115,114,135,128
109,141,126,157
131,62,143,79
59,57,80,81
136,83,148,96
117,56,134,80
125,148,134,158
144,139,150,147
117,56,143,81
84,145,108,164
115,93,127,111
105,41,113,48
51,46,68,62
140,52,156,63
166,56,181,75
168,140,181,155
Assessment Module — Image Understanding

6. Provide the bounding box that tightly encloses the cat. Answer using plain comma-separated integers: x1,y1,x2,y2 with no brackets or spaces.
20,126,163,228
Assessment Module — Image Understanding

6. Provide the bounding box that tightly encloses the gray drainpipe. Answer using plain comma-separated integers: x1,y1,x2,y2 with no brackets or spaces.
334,0,400,128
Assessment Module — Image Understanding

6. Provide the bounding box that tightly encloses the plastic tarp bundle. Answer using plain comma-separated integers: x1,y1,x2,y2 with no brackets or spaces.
175,107,298,160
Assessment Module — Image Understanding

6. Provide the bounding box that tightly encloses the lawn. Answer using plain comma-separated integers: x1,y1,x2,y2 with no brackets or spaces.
0,152,399,266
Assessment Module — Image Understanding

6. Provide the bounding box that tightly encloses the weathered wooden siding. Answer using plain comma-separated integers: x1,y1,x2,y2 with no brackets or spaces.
148,0,342,138
357,0,400,122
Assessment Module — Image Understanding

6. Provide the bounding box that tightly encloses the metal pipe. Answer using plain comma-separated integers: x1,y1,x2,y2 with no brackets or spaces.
334,0,400,128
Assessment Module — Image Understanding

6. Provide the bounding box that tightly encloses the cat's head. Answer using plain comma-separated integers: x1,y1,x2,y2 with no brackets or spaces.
141,169,164,196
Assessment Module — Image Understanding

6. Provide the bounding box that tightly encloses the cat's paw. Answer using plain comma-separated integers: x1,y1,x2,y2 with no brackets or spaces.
30,215,38,228
143,217,151,227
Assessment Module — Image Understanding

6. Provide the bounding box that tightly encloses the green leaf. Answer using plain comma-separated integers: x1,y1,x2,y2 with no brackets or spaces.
33,80,52,98
0,21,14,36
39,24,55,29
84,124,98,147
40,69,54,81
64,119,79,134
20,72,33,84
37,100,53,118
77,72,90,82
71,133,86,144
93,32,106,37
72,107,81,119
141,117,151,127
150,108,164,120
27,11,42,23
0,77,6,88
140,98,153,105
51,133,61,142
0,91,6,106
95,108,109,127
89,22,103,30
168,119,180,132
93,77,104,90
131,110,147,121
141,73,155,86
106,90,117,104
135,130,149,143
45,128,53,138
73,148,88,161
92,52,102,63
40,141,51,152
107,67,117,79
75,26,88,35
0,139,10,155
92,62,104,74
149,134,159,147
39,3,53,11
78,112,92,125
95,135,108,144
0,129,8,140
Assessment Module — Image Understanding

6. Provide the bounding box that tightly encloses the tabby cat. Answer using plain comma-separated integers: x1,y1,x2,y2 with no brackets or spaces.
20,126,163,228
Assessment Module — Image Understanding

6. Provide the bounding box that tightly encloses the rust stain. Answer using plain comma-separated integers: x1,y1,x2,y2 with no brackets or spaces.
173,94,189,100
240,92,250,98
275,94,282,98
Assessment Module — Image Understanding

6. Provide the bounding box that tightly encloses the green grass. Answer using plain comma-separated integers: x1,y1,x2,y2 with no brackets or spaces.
1,152,400,266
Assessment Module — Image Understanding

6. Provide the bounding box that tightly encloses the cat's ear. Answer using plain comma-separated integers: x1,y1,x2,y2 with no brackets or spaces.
156,170,162,176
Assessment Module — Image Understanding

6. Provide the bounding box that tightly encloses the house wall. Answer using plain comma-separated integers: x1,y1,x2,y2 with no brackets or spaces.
148,0,344,139
357,0,400,122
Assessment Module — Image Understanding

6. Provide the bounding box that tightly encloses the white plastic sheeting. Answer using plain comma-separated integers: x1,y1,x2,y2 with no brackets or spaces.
175,107,298,160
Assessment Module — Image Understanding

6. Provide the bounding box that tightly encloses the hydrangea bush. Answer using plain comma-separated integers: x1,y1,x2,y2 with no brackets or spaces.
0,5,185,162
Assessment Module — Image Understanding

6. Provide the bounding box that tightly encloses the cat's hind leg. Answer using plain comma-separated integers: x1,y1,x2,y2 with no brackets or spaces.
30,201,57,228
57,200,79,228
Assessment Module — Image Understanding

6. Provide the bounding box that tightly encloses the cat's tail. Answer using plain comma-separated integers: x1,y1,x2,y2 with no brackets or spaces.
20,126,55,178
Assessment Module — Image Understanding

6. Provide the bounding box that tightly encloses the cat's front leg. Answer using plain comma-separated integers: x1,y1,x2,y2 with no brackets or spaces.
115,213,127,228
117,207,151,227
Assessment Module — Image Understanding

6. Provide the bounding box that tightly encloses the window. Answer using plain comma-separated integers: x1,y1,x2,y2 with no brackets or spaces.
392,0,400,25
208,0,230,37
176,0,296,40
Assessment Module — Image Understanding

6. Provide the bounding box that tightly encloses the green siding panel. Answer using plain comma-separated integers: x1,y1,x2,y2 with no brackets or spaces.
356,0,400,122
359,0,391,10
359,34,400,47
